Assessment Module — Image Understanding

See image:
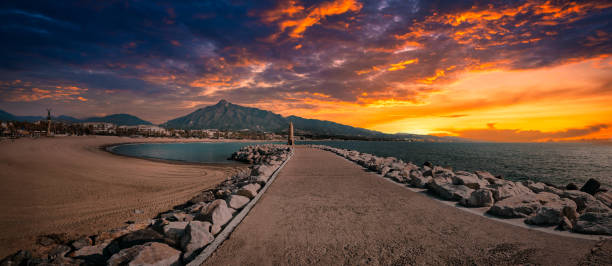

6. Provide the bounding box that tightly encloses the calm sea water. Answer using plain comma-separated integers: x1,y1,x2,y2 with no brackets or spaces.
300,141,612,187
109,142,278,164
109,141,612,187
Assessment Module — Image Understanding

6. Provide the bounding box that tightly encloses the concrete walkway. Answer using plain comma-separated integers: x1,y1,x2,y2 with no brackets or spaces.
205,147,609,265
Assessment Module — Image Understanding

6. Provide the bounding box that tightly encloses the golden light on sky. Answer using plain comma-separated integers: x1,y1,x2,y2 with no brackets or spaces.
1,0,612,142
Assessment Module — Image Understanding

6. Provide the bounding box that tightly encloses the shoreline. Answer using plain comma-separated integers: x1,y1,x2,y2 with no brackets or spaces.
0,136,249,258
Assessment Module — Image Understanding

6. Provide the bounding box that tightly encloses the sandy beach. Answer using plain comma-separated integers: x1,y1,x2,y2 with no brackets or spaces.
0,136,247,258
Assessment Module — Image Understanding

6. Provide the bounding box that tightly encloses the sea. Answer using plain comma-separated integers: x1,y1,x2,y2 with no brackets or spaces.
109,141,612,187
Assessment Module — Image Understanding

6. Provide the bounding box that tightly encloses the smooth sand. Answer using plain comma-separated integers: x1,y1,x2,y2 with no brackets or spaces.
0,136,247,258
207,147,610,265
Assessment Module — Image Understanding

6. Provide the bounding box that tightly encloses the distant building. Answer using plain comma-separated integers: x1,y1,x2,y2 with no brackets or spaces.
82,122,116,134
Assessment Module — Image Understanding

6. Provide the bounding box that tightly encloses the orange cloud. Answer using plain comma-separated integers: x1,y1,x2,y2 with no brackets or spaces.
387,59,418,71
397,1,612,50
2,85,88,102
263,0,362,39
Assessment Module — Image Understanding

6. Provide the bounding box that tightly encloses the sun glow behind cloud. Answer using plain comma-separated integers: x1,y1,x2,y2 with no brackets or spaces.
1,0,611,142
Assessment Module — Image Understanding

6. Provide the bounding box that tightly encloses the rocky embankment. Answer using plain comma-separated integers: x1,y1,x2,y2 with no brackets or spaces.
311,145,612,236
0,144,292,266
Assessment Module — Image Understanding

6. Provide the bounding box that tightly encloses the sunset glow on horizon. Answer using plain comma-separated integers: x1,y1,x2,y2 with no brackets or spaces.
1,0,611,142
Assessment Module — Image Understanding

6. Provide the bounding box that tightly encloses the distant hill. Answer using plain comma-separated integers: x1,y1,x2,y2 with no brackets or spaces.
0,110,151,126
163,100,385,137
82,114,152,126
0,109,43,122
287,115,382,137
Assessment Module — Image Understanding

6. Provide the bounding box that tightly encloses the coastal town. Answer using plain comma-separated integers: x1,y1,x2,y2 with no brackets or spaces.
0,116,288,140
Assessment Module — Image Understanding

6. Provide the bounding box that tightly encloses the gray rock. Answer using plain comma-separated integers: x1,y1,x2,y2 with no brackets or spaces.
559,190,597,212
198,199,235,235
452,171,489,190
409,170,431,188
228,194,250,209
106,228,170,255
71,242,108,257
180,221,214,260
251,164,276,183
385,170,405,183
488,180,534,201
594,190,612,208
380,166,392,177
107,242,180,266
580,178,601,195
460,189,494,207
525,181,562,194
71,236,92,250
557,216,574,231
163,222,188,243
583,200,612,213
428,180,474,202
475,171,498,183
573,212,612,235
525,198,577,225
236,183,261,199
488,195,541,218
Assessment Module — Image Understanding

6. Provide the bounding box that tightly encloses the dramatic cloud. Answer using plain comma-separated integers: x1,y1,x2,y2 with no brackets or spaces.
0,0,611,141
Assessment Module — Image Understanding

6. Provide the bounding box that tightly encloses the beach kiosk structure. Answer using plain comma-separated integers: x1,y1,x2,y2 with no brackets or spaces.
288,122,295,145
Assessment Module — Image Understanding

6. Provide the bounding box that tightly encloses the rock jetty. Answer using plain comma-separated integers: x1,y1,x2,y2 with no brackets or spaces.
310,145,612,236
0,144,292,266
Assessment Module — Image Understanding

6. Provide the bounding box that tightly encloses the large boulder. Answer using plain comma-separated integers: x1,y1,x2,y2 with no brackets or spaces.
488,194,541,218
573,212,612,235
428,179,474,202
452,171,489,190
594,190,612,208
488,180,534,201
251,164,276,183
580,178,601,195
107,242,180,266
524,181,562,195
385,170,405,183
424,166,454,179
162,222,188,243
180,221,215,260
380,166,392,177
525,198,578,225
475,171,499,184
409,170,431,188
236,183,261,199
559,190,597,213
198,199,235,235
460,188,494,207
583,200,612,213
104,228,171,256
228,195,250,209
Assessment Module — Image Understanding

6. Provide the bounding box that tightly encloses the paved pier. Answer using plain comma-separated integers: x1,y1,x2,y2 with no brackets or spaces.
205,147,607,265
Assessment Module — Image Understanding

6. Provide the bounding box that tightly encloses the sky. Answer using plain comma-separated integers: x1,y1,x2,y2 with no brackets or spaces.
1,0,611,142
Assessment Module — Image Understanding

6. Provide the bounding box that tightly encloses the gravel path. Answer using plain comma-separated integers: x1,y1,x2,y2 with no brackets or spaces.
206,147,610,265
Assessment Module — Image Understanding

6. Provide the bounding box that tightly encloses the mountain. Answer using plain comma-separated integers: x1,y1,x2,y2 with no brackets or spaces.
163,100,386,137
287,115,382,137
0,110,151,126
0,109,42,122
163,100,287,130
83,114,152,126
56,115,81,123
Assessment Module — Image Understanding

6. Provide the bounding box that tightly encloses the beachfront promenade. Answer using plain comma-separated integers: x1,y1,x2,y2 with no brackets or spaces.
206,146,607,265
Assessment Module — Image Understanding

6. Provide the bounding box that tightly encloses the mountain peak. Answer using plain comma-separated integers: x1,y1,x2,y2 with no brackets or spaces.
216,99,230,106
